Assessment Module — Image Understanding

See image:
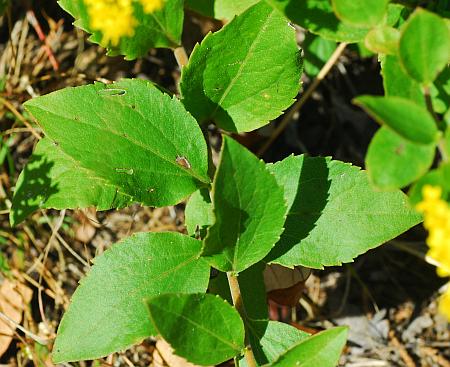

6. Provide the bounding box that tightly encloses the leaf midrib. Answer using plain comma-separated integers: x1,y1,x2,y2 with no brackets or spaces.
210,7,277,119
28,105,209,184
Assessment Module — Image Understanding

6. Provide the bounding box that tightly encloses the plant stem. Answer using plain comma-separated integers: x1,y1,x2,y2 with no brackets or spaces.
424,86,448,162
227,272,258,367
257,42,348,156
174,46,189,69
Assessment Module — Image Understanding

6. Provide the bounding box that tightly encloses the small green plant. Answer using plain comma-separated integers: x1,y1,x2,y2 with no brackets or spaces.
10,0,450,365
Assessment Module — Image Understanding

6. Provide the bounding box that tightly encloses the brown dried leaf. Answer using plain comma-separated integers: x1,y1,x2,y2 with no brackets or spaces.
264,264,311,306
0,279,33,357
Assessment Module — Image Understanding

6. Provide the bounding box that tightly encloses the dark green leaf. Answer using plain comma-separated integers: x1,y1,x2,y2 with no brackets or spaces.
366,127,435,189
266,155,422,268
147,293,244,365
13,79,209,225
354,96,439,144
332,0,389,28
181,1,302,132
185,0,259,20
0,0,9,15
399,8,450,84
266,0,368,42
203,136,287,272
239,262,268,320
302,34,336,78
270,327,348,367
58,0,183,59
53,232,210,363
245,321,309,366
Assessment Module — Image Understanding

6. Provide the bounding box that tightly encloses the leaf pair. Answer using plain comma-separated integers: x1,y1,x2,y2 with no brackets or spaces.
189,151,421,270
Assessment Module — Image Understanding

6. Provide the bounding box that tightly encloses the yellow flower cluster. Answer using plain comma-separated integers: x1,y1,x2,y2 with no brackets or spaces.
84,0,164,46
416,185,450,320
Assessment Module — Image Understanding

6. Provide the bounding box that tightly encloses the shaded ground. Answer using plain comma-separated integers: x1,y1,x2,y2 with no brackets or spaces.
0,2,449,367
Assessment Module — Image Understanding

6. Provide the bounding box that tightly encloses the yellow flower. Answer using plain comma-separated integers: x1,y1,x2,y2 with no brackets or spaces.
84,0,137,46
439,287,450,320
416,185,450,320
139,0,164,13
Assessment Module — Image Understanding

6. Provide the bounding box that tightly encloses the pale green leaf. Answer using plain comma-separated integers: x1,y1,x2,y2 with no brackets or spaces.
270,327,348,367
366,127,435,190
409,163,450,205
431,66,450,114
14,79,209,224
354,96,439,144
364,26,400,55
185,188,214,236
147,293,244,365
203,136,287,273
332,0,389,28
53,232,210,363
381,55,425,106
181,1,302,132
399,8,450,84
58,0,183,59
266,155,422,268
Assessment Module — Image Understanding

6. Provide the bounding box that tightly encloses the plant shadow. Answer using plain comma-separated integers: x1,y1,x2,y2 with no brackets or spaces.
266,156,331,262
11,153,58,225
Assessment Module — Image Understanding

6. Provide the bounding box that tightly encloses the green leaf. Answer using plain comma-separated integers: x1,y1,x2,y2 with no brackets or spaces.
53,232,210,363
181,1,302,132
302,34,337,78
266,0,368,42
364,26,400,55
366,127,435,190
14,79,209,224
381,55,425,106
431,66,450,114
270,327,348,367
399,8,450,84
58,0,183,59
185,0,259,21
354,96,439,144
0,0,9,15
265,155,421,268
239,262,268,320
409,163,450,205
185,188,214,236
203,136,287,273
332,0,389,28
11,139,130,226
245,321,309,366
147,293,245,365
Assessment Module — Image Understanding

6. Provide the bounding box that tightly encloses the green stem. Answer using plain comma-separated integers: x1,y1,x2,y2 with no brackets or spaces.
424,86,448,162
227,272,258,367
